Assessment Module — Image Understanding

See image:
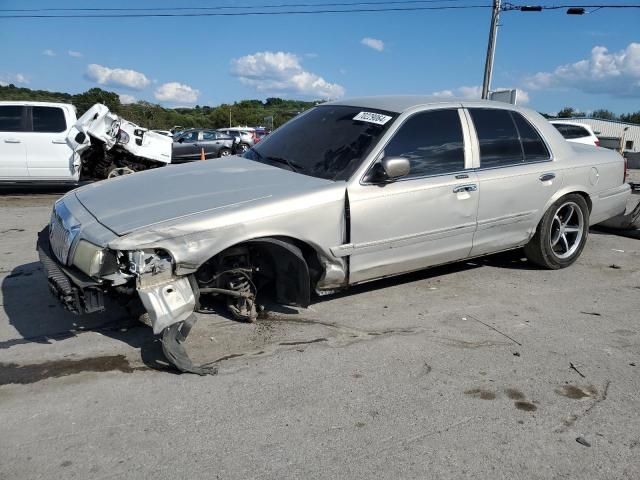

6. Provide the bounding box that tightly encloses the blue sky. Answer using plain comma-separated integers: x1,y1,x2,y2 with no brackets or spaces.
1,0,639,114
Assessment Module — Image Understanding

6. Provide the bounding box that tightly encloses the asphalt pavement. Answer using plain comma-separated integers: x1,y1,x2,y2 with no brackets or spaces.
0,187,639,479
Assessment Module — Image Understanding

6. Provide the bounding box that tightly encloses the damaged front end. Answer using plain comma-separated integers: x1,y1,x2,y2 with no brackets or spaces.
38,212,318,375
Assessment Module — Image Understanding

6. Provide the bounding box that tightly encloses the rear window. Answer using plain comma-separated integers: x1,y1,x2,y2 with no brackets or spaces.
552,123,590,139
32,106,67,133
0,106,26,132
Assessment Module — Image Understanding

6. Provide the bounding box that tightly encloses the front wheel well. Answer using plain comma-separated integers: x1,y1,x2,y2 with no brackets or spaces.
196,236,321,308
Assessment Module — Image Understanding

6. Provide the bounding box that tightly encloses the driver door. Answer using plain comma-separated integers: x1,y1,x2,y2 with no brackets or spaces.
344,108,479,284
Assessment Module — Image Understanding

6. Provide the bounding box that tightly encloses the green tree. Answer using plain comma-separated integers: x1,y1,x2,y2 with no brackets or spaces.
590,109,617,120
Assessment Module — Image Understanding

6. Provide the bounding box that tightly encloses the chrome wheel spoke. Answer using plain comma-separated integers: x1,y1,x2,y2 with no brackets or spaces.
561,234,569,253
562,205,574,227
564,226,580,234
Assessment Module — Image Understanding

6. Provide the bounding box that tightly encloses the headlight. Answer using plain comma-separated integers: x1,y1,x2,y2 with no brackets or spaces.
117,129,130,144
72,240,105,277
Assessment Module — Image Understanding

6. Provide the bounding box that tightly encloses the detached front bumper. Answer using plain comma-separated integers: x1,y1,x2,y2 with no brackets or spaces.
36,227,105,315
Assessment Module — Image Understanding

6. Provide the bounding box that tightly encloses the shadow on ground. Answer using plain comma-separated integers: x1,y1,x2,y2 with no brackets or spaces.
0,262,172,372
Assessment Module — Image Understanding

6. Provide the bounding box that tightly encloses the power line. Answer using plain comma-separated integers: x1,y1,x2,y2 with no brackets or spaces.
0,5,493,18
0,0,474,12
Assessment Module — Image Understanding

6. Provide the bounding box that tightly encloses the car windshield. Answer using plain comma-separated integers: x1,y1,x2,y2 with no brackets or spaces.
243,105,397,181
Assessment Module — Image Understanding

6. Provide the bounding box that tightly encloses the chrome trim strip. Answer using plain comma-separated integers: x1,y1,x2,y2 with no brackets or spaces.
331,222,476,257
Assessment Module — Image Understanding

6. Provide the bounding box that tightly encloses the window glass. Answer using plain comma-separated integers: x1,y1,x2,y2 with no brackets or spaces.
0,106,26,132
244,105,396,181
625,140,633,150
383,109,465,177
202,131,216,140
552,124,590,139
470,108,523,168
512,112,550,162
181,131,198,142
32,106,67,133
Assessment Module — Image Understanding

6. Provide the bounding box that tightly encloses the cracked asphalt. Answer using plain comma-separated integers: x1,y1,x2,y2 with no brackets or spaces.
1,187,639,479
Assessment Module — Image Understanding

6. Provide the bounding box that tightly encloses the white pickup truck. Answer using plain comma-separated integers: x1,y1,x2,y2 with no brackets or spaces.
0,101,172,184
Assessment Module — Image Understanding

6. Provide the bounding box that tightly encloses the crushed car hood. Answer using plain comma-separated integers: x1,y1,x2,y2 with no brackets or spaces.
74,157,334,236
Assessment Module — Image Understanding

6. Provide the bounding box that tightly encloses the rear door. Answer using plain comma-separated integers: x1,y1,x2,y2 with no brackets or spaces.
467,108,561,256
346,108,479,283
25,105,76,179
0,105,29,179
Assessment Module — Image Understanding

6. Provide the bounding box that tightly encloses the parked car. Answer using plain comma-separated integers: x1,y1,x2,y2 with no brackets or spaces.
550,120,600,147
37,96,630,374
172,129,236,162
217,127,257,153
254,128,270,142
0,101,172,184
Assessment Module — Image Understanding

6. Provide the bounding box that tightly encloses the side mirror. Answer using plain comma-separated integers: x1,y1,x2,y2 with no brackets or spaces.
381,156,410,179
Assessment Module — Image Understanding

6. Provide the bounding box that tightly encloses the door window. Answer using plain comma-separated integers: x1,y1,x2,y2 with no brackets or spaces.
382,109,465,178
511,112,550,162
469,109,522,168
0,106,27,132
32,106,67,133
202,131,216,140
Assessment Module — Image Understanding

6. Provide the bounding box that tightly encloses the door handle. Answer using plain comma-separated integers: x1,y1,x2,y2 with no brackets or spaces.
4,138,21,143
453,184,478,193
52,139,67,144
539,173,556,182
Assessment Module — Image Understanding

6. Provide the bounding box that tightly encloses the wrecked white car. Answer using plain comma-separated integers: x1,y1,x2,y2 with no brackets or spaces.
0,101,172,184
37,96,630,374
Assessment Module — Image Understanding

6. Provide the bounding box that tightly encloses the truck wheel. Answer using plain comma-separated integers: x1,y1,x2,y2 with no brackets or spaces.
524,194,589,269
107,166,135,179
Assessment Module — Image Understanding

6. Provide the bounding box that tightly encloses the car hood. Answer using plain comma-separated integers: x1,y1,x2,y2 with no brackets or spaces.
74,156,333,236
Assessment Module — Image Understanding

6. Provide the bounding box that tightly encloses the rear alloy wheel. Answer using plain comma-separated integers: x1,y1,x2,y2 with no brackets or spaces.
237,143,249,153
107,166,135,179
524,194,589,269
219,148,231,157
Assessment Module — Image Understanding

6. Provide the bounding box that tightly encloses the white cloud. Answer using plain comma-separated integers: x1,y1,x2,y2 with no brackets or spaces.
231,51,344,99
119,94,137,105
431,85,529,104
68,50,82,58
524,43,640,97
361,37,385,52
154,82,200,103
86,63,150,90
42,49,56,57
0,73,30,85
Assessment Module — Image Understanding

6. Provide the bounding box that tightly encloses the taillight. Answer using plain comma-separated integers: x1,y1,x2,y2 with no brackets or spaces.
594,140,600,147
623,156,628,184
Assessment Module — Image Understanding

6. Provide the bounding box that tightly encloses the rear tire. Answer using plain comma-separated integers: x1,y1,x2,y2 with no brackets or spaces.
524,193,589,269
219,148,231,157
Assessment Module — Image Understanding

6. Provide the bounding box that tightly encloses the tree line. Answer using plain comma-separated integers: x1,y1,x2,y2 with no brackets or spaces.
0,84,319,130
552,107,640,124
2,84,639,127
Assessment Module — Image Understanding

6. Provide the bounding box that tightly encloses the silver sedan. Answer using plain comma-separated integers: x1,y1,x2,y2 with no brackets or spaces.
38,96,630,373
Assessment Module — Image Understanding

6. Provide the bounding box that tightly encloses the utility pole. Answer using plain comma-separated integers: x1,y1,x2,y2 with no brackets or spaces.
481,0,502,99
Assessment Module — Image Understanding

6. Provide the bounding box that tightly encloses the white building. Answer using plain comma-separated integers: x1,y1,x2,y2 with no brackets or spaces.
552,117,640,153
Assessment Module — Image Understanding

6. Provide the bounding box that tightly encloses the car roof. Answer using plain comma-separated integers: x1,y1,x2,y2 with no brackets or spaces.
0,100,75,109
324,95,529,114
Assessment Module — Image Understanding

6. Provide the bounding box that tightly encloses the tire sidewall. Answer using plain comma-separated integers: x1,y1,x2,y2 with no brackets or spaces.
538,194,590,268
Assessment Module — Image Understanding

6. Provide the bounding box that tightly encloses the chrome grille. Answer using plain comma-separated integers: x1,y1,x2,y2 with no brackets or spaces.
49,202,80,265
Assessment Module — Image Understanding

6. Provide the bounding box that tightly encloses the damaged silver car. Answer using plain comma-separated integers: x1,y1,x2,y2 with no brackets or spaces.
37,96,630,374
